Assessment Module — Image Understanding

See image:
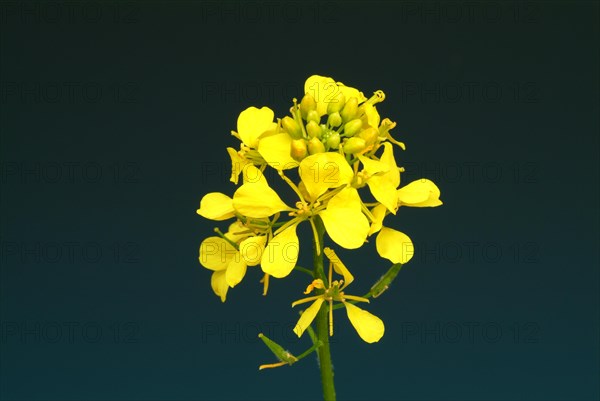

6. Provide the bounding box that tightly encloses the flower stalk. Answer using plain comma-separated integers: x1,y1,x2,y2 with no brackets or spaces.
312,217,336,401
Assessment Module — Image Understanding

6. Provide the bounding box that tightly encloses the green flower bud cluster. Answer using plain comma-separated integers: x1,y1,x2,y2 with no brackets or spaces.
284,90,388,162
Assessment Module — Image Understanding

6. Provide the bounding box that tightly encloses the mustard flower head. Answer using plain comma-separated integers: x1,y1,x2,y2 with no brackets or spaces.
197,75,442,308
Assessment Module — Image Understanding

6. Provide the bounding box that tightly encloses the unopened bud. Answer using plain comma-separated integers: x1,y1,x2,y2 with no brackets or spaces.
359,127,379,146
327,91,346,114
344,119,363,137
340,97,358,122
327,112,342,128
306,110,320,124
343,137,366,154
282,116,303,139
300,93,317,119
326,132,341,149
306,121,322,138
290,139,308,161
308,137,326,155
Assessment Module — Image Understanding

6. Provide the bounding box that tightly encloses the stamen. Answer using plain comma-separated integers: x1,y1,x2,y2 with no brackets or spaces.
343,294,370,303
260,273,270,296
329,299,334,336
291,295,323,308
279,171,307,205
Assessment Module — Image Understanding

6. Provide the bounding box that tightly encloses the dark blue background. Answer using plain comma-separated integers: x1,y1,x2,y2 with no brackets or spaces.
1,1,598,400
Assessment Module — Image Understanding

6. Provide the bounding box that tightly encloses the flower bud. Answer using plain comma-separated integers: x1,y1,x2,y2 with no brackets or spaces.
306,120,322,139
290,139,308,161
306,110,320,124
344,119,363,137
282,116,303,139
308,137,326,155
359,127,378,146
299,93,317,119
327,91,346,114
340,96,358,122
327,112,342,128
343,137,366,154
326,132,341,149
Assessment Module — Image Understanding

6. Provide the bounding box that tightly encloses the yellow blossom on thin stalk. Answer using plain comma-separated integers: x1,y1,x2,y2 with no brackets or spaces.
195,74,443,400
292,248,385,343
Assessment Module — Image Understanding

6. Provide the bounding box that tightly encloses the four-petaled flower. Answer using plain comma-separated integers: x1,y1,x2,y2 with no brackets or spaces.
292,247,385,343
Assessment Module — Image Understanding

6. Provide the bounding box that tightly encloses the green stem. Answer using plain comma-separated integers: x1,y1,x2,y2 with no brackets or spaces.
312,217,336,401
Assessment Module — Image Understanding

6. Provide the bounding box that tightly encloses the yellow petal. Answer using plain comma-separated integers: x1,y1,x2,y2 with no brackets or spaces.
363,103,380,129
323,247,354,287
199,237,238,271
261,224,300,278
258,132,299,170
376,227,414,264
239,235,267,266
344,303,385,343
211,270,229,302
319,187,369,249
358,155,389,176
233,167,291,218
365,143,400,213
336,81,367,104
299,153,354,200
226,147,252,185
225,257,247,288
397,179,443,207
293,298,324,337
368,204,388,236
196,192,235,221
304,75,337,116
240,164,266,184
237,106,275,148
378,143,400,188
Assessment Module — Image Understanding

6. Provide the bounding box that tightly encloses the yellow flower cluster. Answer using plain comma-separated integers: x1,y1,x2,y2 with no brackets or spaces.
197,75,442,342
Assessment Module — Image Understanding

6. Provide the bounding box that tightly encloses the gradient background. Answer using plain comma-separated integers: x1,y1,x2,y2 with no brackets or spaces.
1,1,598,400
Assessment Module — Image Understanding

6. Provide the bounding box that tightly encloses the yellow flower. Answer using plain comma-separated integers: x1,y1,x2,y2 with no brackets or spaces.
367,179,443,264
199,221,268,302
228,107,300,184
292,247,385,343
259,154,371,279
234,106,276,149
